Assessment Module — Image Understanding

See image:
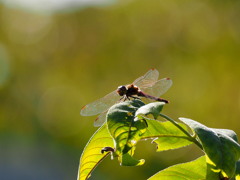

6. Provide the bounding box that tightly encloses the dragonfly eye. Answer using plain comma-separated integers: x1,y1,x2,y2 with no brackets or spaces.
117,85,127,96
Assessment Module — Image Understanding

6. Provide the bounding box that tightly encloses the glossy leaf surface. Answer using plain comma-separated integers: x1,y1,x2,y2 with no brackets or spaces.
179,117,240,178
107,99,147,165
135,101,165,119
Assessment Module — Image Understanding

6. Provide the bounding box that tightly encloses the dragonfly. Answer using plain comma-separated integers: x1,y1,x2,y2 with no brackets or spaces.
80,69,172,127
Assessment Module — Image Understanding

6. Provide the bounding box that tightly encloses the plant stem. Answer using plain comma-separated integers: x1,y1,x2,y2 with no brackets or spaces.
159,113,203,150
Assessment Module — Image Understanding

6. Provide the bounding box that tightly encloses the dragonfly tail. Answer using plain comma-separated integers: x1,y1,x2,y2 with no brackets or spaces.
138,91,169,103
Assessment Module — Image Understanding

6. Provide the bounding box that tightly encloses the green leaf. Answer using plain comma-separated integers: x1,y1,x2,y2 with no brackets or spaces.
135,102,165,119
77,123,114,180
211,128,239,143
120,151,145,166
107,99,147,165
148,156,207,180
134,102,193,151
141,120,193,151
179,117,240,179
235,160,240,179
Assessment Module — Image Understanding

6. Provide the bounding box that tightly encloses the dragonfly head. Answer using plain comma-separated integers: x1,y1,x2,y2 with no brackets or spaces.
117,85,127,96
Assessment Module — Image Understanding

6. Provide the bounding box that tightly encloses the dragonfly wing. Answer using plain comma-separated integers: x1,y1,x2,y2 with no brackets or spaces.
94,111,107,127
143,78,173,97
80,90,119,116
133,69,159,89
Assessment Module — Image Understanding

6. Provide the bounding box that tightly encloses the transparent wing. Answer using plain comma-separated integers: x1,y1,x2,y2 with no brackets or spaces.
143,78,173,97
133,69,159,89
94,111,107,127
80,90,119,116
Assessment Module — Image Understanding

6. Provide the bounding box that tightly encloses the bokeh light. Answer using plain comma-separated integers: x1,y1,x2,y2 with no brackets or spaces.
38,86,85,137
0,44,10,87
1,0,116,12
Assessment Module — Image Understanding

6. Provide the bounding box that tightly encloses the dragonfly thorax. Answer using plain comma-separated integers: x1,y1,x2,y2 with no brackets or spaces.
117,84,140,97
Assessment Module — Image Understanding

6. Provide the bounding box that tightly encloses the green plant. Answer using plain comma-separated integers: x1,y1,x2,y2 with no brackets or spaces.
78,93,240,180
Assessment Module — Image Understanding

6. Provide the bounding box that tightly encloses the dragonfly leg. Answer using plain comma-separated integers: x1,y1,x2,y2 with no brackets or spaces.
129,96,140,100
120,95,129,101
119,96,125,101
120,95,140,102
126,96,131,101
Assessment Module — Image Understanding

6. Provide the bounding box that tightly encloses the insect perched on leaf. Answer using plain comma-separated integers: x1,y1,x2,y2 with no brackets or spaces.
80,69,172,126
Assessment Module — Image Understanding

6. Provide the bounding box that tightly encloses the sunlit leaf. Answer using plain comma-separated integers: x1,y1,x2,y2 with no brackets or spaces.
179,117,240,179
134,102,192,151
135,101,165,119
148,156,207,180
77,123,114,180
107,99,147,165
141,120,193,151
120,151,145,166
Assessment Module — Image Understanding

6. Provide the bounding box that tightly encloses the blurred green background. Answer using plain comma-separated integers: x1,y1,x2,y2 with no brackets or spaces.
0,0,240,179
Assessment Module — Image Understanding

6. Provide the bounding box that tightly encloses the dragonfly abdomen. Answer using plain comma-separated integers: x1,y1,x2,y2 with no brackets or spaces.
138,91,169,103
